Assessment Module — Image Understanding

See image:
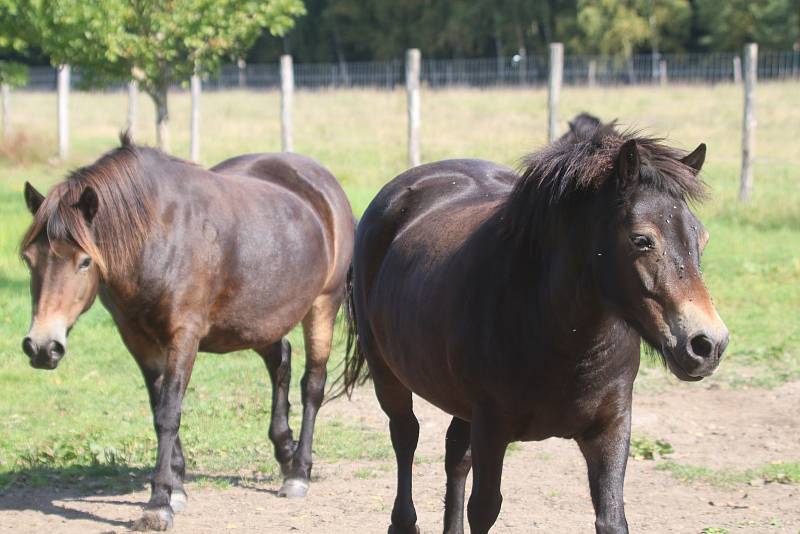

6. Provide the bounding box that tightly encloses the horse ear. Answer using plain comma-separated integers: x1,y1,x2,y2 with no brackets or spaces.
617,139,640,186
24,182,45,214
680,143,706,172
74,186,99,224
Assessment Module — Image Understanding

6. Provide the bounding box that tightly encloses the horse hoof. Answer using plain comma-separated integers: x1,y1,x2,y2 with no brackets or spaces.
387,525,420,534
277,478,309,498
132,506,174,531
170,490,188,513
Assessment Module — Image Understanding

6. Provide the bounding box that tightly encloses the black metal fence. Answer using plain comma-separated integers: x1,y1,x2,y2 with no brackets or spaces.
20,50,800,92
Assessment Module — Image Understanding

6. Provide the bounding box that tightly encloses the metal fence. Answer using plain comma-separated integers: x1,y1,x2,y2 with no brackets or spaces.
19,50,800,92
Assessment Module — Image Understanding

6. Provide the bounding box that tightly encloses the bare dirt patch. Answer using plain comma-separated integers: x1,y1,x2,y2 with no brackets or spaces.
1,379,798,533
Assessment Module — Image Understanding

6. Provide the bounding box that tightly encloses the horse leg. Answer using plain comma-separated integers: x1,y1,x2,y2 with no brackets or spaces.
369,361,420,534
466,410,509,534
257,339,297,476
131,349,189,515
138,367,189,513
443,417,471,534
577,412,632,534
133,331,199,531
278,294,339,498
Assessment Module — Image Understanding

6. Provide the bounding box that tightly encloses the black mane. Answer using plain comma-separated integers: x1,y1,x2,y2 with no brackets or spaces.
502,114,708,254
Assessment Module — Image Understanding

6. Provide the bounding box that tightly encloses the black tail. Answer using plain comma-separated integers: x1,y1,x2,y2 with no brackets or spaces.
328,264,370,401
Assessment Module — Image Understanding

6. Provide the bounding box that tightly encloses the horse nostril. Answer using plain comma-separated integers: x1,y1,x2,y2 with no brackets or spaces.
48,340,65,359
22,337,37,358
690,334,714,359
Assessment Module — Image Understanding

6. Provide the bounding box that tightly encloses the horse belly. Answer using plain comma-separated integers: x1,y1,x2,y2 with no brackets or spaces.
200,211,329,353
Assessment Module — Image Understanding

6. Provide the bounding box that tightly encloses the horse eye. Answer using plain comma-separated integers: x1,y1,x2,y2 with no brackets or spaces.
631,234,654,251
78,257,92,271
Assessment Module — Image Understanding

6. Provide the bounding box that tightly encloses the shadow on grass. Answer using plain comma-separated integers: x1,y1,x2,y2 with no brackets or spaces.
0,463,283,529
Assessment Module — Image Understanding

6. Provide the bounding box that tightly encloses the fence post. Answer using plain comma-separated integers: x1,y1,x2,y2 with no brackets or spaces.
548,43,563,142
190,73,201,162
126,80,138,138
280,54,294,152
406,48,421,167
588,59,597,87
739,43,757,202
1,83,9,139
238,58,247,88
57,64,70,160
733,56,742,84
659,60,668,86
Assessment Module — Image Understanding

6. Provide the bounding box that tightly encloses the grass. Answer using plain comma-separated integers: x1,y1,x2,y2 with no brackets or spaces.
629,436,674,461
657,460,800,488
0,83,798,487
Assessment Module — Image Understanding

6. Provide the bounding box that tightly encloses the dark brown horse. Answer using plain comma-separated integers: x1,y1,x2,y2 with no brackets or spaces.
340,114,728,534
20,134,354,531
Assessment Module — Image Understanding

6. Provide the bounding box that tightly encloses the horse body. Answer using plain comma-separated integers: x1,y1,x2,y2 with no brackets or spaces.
98,152,348,357
358,158,638,439
21,139,353,531
343,116,728,534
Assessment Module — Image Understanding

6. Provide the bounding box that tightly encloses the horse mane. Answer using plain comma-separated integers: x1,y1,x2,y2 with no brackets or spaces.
502,114,708,254
20,132,165,277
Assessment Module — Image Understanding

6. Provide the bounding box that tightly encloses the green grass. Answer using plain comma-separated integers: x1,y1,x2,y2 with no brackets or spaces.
0,83,798,486
657,460,800,488
629,436,674,461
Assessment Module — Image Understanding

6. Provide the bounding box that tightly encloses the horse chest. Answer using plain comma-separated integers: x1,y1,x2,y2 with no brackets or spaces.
488,355,636,441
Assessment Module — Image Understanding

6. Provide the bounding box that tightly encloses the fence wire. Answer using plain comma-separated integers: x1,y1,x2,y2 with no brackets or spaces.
19,50,800,92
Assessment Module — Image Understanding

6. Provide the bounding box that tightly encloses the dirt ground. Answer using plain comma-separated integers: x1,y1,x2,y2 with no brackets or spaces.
1,378,798,534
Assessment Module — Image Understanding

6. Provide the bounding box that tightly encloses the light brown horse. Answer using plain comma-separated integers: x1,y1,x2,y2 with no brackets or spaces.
20,134,354,530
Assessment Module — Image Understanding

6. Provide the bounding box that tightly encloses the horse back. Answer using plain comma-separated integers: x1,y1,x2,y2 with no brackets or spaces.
211,152,354,294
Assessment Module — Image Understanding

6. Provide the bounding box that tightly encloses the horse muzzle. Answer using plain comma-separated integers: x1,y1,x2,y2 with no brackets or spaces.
664,329,729,381
22,336,66,370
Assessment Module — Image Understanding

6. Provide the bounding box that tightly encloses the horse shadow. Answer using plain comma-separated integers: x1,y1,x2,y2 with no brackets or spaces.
0,464,282,529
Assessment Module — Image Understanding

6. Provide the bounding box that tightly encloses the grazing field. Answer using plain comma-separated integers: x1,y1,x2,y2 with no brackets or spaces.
0,83,798,532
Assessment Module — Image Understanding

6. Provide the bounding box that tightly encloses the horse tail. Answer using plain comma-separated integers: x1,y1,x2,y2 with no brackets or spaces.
328,263,370,401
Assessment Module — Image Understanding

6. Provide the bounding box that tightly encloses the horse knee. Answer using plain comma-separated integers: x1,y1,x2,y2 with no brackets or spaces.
389,414,419,451
467,491,502,534
300,367,327,406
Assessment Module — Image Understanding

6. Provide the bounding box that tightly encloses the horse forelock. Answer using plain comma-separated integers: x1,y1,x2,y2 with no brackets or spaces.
20,139,157,278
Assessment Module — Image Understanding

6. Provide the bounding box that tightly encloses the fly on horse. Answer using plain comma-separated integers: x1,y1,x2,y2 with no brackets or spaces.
339,114,728,534
20,134,354,531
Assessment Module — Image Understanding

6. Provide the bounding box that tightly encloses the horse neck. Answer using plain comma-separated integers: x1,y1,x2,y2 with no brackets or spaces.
95,152,171,298
485,204,630,359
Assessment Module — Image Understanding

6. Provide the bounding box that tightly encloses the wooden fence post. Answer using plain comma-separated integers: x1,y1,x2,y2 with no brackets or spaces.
733,56,742,84
588,59,597,87
406,48,421,167
659,60,668,86
238,58,247,88
190,73,201,162
127,80,138,138
548,43,564,142
280,54,294,152
739,43,757,202
57,64,70,160
1,83,9,139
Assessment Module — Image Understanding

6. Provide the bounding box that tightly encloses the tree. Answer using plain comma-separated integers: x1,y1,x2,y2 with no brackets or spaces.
0,0,32,138
695,0,800,51
16,0,304,151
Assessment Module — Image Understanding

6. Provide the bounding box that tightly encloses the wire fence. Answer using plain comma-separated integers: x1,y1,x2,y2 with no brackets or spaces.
18,50,800,92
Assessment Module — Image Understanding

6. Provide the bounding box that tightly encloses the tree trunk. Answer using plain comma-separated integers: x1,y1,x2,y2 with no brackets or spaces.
331,19,350,86
150,84,170,153
1,83,9,139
